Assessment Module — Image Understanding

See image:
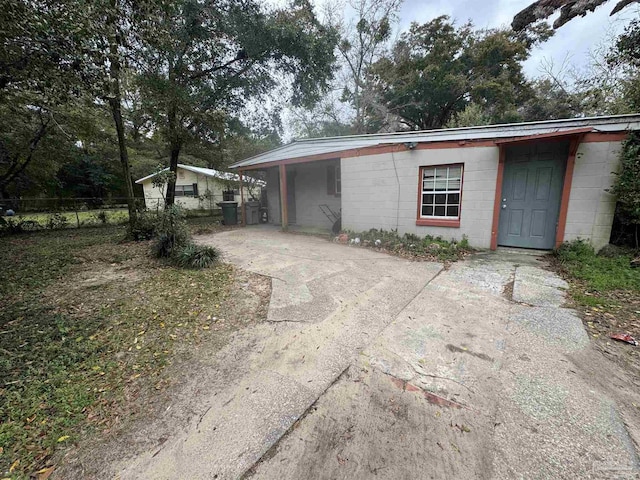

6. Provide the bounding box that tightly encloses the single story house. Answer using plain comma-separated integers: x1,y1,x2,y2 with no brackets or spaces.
230,114,640,250
135,164,263,211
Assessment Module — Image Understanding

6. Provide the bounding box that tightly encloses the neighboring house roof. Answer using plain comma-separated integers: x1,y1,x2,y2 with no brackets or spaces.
135,164,265,186
230,113,640,169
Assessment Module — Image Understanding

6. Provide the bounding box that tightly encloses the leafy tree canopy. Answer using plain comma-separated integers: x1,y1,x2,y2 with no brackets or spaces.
134,0,338,204
370,16,547,130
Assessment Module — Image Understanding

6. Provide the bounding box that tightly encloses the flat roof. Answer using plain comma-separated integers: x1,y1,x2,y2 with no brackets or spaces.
230,113,640,169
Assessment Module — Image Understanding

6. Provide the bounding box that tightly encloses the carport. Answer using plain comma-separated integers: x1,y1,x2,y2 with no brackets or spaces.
238,158,342,232
231,114,640,250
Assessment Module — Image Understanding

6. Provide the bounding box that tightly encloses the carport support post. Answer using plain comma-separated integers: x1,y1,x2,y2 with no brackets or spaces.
239,169,246,226
490,145,506,251
279,163,288,230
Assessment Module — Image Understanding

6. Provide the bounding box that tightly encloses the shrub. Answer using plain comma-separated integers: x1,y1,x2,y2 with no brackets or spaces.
45,213,69,230
608,132,640,248
597,244,625,258
174,244,221,269
0,217,41,235
554,239,595,263
94,211,108,224
151,205,190,258
129,211,157,240
339,228,471,261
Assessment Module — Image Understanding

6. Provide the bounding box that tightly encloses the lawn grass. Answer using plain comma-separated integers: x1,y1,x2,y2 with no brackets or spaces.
3,208,222,232
554,240,640,294
12,209,130,229
0,225,232,479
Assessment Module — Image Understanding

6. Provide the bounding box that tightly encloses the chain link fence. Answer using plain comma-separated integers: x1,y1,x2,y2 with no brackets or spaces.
0,196,223,233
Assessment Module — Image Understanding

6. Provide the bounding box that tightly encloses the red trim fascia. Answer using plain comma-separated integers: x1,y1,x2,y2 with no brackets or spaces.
490,146,506,250
236,129,628,171
555,137,580,248
279,164,288,230
415,140,496,150
582,132,628,142
494,127,593,145
416,219,461,228
415,164,464,229
238,140,495,171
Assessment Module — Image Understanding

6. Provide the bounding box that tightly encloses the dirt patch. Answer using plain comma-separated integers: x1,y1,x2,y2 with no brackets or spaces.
53,267,271,480
567,287,640,380
77,265,144,287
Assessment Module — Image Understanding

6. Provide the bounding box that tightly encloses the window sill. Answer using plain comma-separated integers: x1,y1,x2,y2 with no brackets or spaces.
416,218,460,228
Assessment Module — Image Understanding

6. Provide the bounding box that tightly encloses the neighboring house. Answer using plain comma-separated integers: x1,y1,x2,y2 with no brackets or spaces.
135,164,262,211
230,114,640,251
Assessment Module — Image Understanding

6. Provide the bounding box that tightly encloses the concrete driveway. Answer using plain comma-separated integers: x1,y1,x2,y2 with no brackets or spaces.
120,227,640,479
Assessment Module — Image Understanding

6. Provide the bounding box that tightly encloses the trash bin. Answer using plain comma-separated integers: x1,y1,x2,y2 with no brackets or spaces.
244,201,260,225
259,207,268,224
217,201,238,225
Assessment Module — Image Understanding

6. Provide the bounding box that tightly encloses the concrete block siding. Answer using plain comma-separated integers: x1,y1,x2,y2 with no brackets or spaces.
341,141,622,250
564,141,621,250
266,160,341,230
262,140,621,249
341,147,499,248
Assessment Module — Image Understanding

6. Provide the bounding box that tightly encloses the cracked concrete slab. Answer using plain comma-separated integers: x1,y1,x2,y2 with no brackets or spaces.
513,264,569,307
240,238,639,480
118,229,639,479
509,305,590,351
118,228,442,480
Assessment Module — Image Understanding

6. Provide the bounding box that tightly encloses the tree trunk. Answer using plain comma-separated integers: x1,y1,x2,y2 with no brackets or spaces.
165,136,181,207
109,96,137,226
108,0,137,228
164,63,180,207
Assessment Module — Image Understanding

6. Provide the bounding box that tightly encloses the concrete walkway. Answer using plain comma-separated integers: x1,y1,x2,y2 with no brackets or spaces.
119,227,639,479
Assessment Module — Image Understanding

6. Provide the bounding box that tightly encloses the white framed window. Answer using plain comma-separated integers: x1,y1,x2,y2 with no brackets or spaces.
335,165,341,195
419,164,463,219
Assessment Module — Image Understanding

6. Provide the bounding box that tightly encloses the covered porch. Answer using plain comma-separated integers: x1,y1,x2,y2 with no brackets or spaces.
239,158,341,233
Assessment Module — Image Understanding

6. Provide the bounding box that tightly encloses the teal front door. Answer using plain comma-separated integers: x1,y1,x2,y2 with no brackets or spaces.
497,142,568,249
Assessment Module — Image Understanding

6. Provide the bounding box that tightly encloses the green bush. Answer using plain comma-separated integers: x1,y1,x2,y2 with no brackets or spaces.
151,206,190,258
128,211,157,240
554,238,595,263
45,213,69,230
129,206,219,268
0,216,41,235
608,132,640,248
173,244,221,269
94,210,108,224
